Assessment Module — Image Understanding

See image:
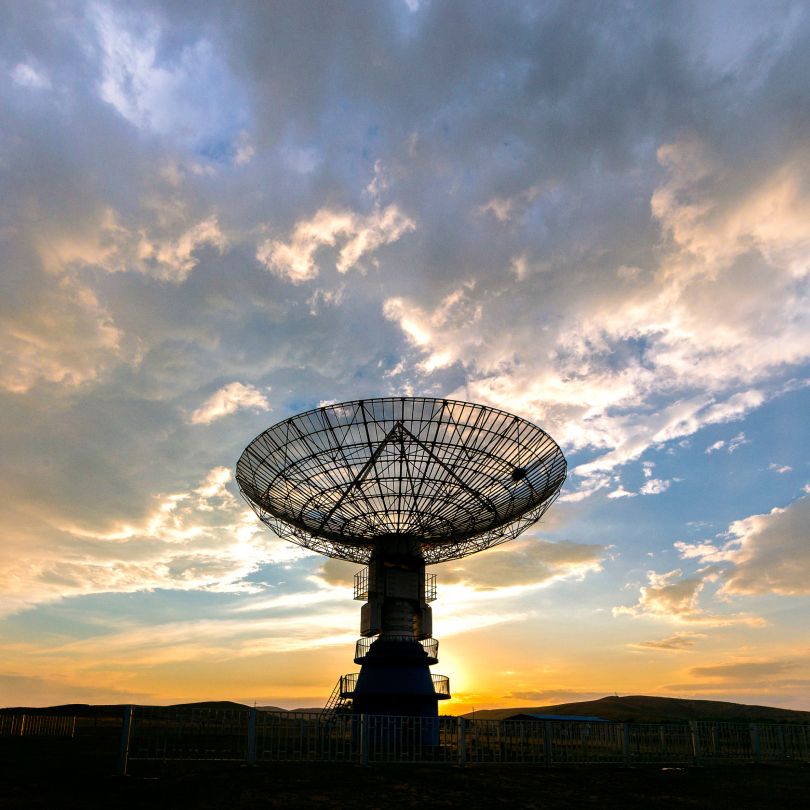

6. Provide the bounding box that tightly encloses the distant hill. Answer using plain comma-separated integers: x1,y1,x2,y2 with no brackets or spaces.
5,694,809,724
0,703,129,717
461,695,810,724
0,701,321,717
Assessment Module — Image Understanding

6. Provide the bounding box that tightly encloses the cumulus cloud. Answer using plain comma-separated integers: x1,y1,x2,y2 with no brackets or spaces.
640,478,671,496
383,284,482,372
190,382,271,425
676,493,810,596
607,486,637,499
258,205,415,283
613,568,763,627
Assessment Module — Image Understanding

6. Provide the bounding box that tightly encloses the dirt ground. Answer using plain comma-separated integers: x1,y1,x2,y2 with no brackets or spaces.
1,737,809,810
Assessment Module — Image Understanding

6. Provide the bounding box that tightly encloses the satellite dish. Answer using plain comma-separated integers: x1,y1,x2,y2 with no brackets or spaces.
237,397,567,727
237,397,566,563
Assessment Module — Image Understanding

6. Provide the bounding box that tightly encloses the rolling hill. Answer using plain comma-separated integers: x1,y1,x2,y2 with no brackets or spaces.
461,695,810,724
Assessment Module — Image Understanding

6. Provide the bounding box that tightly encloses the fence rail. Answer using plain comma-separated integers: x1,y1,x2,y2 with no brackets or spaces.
120,707,810,773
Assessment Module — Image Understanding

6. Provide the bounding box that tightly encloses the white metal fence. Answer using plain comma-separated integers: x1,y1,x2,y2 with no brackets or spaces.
119,707,810,773
0,714,76,738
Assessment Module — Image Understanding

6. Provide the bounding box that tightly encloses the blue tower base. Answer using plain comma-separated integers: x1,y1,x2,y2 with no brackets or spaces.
352,637,439,745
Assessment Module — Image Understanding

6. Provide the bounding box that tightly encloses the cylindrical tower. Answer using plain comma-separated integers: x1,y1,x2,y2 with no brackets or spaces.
236,397,566,723
352,536,439,717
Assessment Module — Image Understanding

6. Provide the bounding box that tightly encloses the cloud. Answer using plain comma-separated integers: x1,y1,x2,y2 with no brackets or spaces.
0,274,124,394
607,486,637,499
640,478,671,495
677,493,810,596
383,284,482,372
768,463,792,474
94,4,247,149
439,539,604,590
689,660,799,681
629,632,707,652
258,205,415,283
318,558,360,589
506,689,605,704
11,63,50,89
190,382,271,425
705,440,725,454
0,466,305,616
727,432,749,453
317,538,604,594
613,568,764,627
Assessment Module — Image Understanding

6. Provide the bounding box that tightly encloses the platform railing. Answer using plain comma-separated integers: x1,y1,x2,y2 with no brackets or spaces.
339,673,360,696
353,569,437,602
353,568,368,600
424,573,437,602
338,670,450,699
354,636,439,661
432,674,451,698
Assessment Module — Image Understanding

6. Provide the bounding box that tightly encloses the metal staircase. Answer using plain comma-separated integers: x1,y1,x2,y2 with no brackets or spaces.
320,676,352,720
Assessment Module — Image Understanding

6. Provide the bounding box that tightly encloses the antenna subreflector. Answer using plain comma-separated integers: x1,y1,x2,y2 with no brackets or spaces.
237,397,566,728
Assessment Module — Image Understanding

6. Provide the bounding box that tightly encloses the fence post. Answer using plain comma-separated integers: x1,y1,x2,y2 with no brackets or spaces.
247,708,257,764
543,721,553,767
457,717,466,766
749,724,761,763
359,714,369,766
777,725,786,760
622,723,630,766
119,705,133,776
689,721,699,764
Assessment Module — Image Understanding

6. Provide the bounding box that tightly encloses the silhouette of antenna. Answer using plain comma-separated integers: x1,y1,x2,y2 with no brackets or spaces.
237,397,566,729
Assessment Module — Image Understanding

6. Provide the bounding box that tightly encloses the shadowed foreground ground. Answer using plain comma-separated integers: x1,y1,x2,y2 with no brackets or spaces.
2,745,809,809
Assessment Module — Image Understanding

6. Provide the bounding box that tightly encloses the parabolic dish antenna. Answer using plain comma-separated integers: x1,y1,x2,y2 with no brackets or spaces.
236,396,567,564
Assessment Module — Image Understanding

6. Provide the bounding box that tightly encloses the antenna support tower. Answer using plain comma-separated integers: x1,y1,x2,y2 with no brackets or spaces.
236,397,566,730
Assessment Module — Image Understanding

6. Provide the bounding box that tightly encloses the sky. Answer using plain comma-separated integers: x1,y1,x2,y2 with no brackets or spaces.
1,0,809,713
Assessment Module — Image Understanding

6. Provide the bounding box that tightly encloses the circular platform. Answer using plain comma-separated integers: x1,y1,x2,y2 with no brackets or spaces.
236,397,566,563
